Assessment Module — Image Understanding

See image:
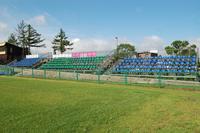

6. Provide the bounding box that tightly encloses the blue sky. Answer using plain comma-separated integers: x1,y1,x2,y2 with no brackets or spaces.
0,0,200,53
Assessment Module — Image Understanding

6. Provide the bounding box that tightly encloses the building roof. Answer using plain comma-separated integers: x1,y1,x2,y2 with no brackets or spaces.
138,50,158,54
0,42,19,47
0,42,6,46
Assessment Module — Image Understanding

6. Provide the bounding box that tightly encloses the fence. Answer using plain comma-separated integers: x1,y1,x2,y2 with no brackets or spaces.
1,65,199,87
10,68,200,88
0,65,14,75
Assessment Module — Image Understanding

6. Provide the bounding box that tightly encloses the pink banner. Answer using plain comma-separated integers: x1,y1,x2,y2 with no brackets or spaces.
72,52,80,58
87,52,96,57
72,52,96,58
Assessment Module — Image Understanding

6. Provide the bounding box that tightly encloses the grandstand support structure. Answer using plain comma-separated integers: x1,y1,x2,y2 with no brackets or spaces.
96,50,119,74
6,59,17,66
33,58,50,68
104,58,122,74
10,57,48,69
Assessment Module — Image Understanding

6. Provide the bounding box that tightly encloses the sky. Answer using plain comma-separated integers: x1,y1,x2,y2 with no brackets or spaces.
0,0,200,54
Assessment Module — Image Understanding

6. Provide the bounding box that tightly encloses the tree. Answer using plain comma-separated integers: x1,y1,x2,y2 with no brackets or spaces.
52,29,73,54
165,40,197,56
26,24,45,54
114,43,136,60
165,46,175,55
15,20,45,55
16,20,27,50
7,33,18,45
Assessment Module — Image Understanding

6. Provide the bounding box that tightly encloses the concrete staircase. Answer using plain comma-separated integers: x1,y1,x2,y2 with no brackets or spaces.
97,50,120,74
33,58,50,68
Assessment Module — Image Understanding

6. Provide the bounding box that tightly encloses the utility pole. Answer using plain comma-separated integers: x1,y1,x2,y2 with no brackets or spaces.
197,47,199,62
197,47,199,67
196,47,199,82
115,37,119,47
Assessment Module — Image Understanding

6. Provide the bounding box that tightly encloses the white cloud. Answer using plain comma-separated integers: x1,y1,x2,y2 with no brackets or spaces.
190,38,200,47
30,36,167,55
29,36,200,57
0,21,9,41
31,37,116,54
72,38,116,52
72,38,80,43
137,35,166,55
0,21,8,31
190,38,200,57
28,15,46,26
31,37,53,54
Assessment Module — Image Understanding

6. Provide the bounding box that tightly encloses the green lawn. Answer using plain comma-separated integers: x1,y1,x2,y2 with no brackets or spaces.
0,76,200,133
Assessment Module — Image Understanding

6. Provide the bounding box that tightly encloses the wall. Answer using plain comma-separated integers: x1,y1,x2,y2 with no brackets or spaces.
16,69,200,86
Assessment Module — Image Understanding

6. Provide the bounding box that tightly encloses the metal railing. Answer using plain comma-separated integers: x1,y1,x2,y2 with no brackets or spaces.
9,67,200,88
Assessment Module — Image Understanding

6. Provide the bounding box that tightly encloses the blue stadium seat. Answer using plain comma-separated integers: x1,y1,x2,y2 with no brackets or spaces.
10,58,42,67
113,56,197,74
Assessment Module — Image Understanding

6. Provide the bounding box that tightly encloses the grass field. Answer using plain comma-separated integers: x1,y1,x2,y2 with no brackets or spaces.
0,76,200,133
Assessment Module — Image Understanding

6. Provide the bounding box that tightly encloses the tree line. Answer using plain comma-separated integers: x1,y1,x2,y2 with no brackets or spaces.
114,41,197,61
8,20,73,56
7,20,198,58
165,40,197,56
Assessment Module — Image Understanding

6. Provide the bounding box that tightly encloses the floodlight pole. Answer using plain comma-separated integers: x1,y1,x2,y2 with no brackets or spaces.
197,47,199,65
196,47,199,81
115,37,119,47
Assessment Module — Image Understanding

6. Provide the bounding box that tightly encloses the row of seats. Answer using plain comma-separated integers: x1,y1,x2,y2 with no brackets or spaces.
115,69,196,73
42,65,97,69
122,62,196,66
114,56,197,74
133,55,196,59
0,72,8,75
41,56,105,70
118,65,196,69
10,58,42,67
123,57,196,63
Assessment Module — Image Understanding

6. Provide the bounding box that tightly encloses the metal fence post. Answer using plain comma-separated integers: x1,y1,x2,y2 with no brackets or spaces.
8,67,11,75
6,67,9,75
97,70,101,84
98,74,100,83
44,69,46,79
32,68,34,78
12,67,14,75
158,73,161,88
21,67,23,76
157,72,164,88
76,72,79,80
59,69,61,80
124,73,128,85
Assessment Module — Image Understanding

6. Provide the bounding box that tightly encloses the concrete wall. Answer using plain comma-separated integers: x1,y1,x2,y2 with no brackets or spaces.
17,69,200,86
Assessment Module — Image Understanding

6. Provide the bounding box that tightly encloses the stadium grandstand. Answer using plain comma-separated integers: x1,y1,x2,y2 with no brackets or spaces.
0,41,199,82
9,54,49,68
40,52,105,70
114,56,197,75
40,56,105,70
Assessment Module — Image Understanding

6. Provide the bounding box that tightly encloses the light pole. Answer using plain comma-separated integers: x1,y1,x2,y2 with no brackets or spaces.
197,47,199,66
115,37,118,47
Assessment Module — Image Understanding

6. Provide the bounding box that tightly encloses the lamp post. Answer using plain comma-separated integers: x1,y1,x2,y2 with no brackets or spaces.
197,47,199,67
115,37,118,47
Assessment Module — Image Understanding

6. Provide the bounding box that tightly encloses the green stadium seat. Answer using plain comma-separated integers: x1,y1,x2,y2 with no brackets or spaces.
41,56,106,71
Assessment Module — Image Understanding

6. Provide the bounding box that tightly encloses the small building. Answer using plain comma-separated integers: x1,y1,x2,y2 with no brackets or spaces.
0,42,28,64
137,50,158,58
